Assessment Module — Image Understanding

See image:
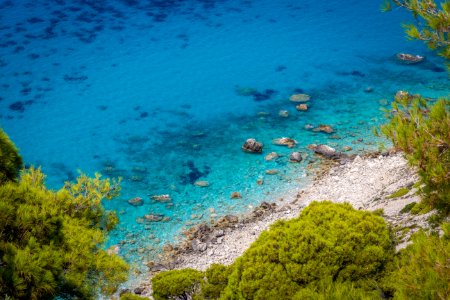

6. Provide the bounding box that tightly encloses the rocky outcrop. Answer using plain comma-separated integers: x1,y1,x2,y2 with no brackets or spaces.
242,138,263,153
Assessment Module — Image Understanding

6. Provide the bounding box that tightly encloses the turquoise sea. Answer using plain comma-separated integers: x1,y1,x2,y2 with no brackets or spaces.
1,0,449,275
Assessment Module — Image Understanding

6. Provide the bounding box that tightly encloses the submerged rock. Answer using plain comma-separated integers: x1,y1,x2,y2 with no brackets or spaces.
264,152,279,161
313,124,334,134
127,197,144,207
144,214,164,222
150,194,171,202
278,110,289,118
230,192,242,199
289,93,310,102
194,180,209,187
289,152,303,162
296,104,308,111
265,169,279,175
272,137,297,148
242,138,263,153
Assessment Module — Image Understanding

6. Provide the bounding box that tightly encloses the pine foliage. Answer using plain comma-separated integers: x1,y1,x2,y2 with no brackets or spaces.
380,94,450,214
152,202,394,299
221,201,394,299
0,129,23,184
392,223,450,299
383,0,450,66
151,269,204,300
0,137,128,300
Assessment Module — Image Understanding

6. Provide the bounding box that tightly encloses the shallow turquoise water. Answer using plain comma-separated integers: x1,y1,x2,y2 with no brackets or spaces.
1,0,449,272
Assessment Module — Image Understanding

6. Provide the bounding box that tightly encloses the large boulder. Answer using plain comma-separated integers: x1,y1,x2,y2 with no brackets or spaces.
242,138,263,153
311,144,338,158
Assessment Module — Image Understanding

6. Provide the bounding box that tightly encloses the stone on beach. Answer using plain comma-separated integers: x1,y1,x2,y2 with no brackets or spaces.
242,138,263,153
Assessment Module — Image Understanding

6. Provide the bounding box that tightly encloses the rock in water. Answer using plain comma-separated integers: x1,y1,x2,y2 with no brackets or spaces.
264,152,279,161
289,93,310,102
296,104,308,111
194,180,209,187
289,152,303,162
242,138,263,153
312,144,338,158
278,110,289,117
230,192,242,199
127,197,144,206
272,137,297,148
313,124,334,134
150,194,172,202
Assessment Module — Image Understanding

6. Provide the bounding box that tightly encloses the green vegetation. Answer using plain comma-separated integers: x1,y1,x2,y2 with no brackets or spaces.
380,94,450,214
221,201,394,299
399,202,417,213
152,202,395,299
382,0,450,66
120,293,149,300
391,223,450,299
0,130,23,184
152,269,204,300
387,187,410,199
0,128,128,299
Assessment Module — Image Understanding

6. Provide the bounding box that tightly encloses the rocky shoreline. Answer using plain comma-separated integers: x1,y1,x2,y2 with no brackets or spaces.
127,151,432,298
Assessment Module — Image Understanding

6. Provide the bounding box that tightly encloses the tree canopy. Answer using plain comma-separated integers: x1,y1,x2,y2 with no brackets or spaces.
383,0,450,67
0,129,128,299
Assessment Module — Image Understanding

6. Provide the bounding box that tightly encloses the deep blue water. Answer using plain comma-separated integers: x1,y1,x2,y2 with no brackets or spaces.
1,0,449,275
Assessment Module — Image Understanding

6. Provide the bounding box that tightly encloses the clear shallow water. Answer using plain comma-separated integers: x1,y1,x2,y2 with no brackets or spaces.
0,0,449,273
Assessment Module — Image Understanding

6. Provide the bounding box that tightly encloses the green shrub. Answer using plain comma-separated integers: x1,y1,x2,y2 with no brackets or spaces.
0,167,128,299
380,94,450,214
152,269,204,300
400,202,417,214
0,129,23,184
200,264,232,299
292,277,380,300
120,293,149,300
392,223,450,299
387,187,410,199
220,201,394,299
